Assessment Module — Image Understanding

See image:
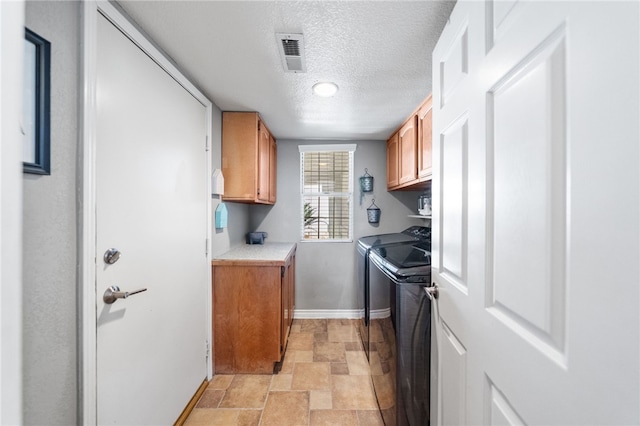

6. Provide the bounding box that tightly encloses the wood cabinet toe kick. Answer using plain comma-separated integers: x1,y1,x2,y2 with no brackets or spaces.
212,243,296,374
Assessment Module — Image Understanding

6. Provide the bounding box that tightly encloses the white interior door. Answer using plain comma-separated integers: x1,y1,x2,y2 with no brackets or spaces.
431,1,639,424
1,1,25,423
96,12,209,425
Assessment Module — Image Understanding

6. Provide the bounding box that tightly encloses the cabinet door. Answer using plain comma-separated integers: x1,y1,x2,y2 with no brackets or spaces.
257,120,271,202
387,132,399,188
213,264,281,374
269,135,277,204
222,112,259,202
279,252,296,357
288,253,295,330
398,115,418,184
418,95,433,180
280,259,290,355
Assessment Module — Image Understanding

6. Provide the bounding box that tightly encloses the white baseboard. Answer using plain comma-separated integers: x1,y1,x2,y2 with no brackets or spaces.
371,308,391,319
293,308,391,320
293,309,361,319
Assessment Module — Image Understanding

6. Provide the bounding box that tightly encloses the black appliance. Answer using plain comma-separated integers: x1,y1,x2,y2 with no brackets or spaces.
368,237,432,426
356,227,430,361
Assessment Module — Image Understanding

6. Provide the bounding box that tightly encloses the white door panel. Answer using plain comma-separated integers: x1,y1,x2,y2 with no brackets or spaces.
485,379,525,426
96,13,208,425
487,25,568,356
432,1,639,425
439,322,467,426
439,114,468,289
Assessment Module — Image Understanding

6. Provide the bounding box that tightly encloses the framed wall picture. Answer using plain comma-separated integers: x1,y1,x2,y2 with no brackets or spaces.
23,28,51,175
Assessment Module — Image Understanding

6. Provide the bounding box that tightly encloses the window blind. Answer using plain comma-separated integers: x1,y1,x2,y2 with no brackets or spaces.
299,144,356,242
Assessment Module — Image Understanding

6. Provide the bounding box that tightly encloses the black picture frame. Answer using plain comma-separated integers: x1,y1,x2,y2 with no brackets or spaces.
23,28,51,175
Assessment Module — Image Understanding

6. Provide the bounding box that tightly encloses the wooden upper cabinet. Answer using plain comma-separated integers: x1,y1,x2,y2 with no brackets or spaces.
257,120,271,202
418,94,433,180
222,112,276,204
386,93,433,191
398,115,418,185
269,135,277,204
387,132,399,189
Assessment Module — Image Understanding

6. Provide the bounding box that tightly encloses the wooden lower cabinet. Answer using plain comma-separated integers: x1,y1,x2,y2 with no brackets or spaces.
212,250,295,374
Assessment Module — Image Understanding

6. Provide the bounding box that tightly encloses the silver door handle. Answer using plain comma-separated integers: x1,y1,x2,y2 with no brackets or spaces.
425,283,439,300
103,285,147,304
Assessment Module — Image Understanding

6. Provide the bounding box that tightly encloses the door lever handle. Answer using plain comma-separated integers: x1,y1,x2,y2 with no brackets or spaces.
425,283,439,300
103,285,147,305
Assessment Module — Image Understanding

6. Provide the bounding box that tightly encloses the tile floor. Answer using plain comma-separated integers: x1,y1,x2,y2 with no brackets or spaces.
184,319,384,425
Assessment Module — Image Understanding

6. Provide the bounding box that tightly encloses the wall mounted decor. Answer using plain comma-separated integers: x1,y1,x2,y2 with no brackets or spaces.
212,168,225,195
359,168,374,205
23,28,51,175
359,168,374,192
215,203,228,229
367,199,381,224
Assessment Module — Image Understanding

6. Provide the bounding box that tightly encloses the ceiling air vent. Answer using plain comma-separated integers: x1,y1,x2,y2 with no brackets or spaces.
276,33,306,73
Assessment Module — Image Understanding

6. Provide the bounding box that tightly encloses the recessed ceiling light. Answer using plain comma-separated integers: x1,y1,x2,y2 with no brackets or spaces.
312,82,339,97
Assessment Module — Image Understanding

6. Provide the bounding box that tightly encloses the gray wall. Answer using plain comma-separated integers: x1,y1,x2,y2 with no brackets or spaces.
251,139,425,311
23,1,79,424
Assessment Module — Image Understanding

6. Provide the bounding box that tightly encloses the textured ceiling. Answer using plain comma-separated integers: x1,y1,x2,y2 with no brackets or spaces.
116,1,456,141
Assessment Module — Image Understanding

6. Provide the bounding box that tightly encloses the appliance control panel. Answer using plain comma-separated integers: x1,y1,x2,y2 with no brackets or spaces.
402,226,431,240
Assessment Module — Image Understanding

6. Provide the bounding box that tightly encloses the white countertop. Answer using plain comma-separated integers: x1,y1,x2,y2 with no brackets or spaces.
212,242,296,264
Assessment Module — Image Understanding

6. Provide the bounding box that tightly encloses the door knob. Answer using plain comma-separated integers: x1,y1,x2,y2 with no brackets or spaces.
103,248,121,265
103,285,147,304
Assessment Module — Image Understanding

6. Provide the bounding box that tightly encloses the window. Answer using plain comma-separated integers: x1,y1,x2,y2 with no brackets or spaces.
300,144,356,241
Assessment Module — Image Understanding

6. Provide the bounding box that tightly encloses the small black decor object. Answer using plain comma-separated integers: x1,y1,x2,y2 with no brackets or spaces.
367,199,381,224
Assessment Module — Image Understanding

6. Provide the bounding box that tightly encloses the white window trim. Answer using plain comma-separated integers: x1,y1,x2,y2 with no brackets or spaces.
299,144,356,243
299,143,357,153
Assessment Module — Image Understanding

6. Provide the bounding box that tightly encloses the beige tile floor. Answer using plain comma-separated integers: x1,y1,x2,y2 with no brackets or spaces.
185,319,384,426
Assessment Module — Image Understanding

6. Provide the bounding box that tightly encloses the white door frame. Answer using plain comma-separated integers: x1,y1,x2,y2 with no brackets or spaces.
80,2,213,423
0,1,25,424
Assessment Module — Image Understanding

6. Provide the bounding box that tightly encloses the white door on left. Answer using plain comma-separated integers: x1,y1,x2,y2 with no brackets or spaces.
96,12,209,425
